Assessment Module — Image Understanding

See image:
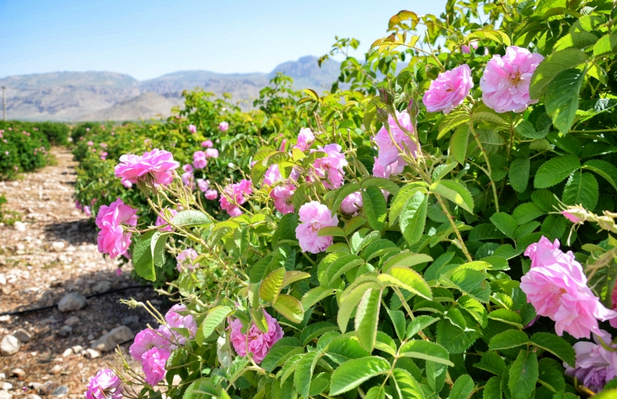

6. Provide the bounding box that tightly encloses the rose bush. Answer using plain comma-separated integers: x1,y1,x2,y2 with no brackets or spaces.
78,0,617,398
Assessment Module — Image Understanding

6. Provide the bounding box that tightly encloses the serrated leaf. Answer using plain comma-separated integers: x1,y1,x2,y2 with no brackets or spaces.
593,33,617,56
534,155,581,188
273,294,304,323
259,267,286,303
132,231,156,281
294,352,319,399
450,124,470,164
406,315,439,339
562,171,599,210
509,158,530,193
450,374,474,399
488,330,529,351
318,226,345,237
329,356,390,395
508,350,538,399
583,159,617,191
545,67,586,134
436,319,479,354
200,306,232,339
475,352,506,377
530,332,576,367
387,266,433,300
430,180,474,214
530,48,588,99
490,213,518,239
362,186,387,231
355,289,382,352
438,111,470,139
483,376,502,399
399,340,454,366
172,210,211,226
392,368,424,399
400,191,428,245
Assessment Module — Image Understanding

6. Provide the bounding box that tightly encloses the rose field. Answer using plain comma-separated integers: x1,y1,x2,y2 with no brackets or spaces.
5,0,617,398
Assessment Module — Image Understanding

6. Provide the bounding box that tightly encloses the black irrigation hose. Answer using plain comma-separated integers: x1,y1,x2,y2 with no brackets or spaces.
0,284,152,317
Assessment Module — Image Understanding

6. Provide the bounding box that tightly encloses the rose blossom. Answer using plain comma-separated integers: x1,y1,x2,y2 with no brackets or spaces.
201,140,213,148
205,148,219,159
129,328,169,361
188,124,197,134
423,64,473,114
193,151,207,169
176,248,198,272
295,201,338,253
271,184,295,214
85,369,122,399
462,40,479,54
164,304,197,342
229,311,283,364
341,192,363,214
181,171,194,190
95,198,138,258
373,110,419,178
520,236,617,338
219,122,229,132
205,189,218,200
155,208,177,232
294,128,315,151
311,144,348,189
480,46,544,113
220,180,252,217
142,347,170,386
263,164,283,187
565,330,617,392
197,179,209,193
182,164,194,173
115,149,180,187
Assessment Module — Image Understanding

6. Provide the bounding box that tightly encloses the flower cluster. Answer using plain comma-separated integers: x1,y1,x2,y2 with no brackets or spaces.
220,179,252,217
520,237,617,338
95,198,138,258
85,369,122,399
193,151,207,169
373,110,419,178
263,164,297,214
115,149,180,187
311,144,347,189
229,311,284,364
295,201,339,253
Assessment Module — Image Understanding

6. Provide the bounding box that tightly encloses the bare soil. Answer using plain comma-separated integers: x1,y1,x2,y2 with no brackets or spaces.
0,148,163,399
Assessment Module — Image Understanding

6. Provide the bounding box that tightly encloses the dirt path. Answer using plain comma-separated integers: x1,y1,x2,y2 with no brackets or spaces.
0,148,160,399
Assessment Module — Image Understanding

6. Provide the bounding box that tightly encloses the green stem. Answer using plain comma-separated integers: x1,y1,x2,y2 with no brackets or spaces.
469,122,500,213
435,194,473,262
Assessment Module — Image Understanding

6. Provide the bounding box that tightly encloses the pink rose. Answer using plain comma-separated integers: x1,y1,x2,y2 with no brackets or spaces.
188,124,197,134
520,237,617,338
129,328,169,361
294,128,315,151
182,164,194,173
176,248,198,272
462,40,479,54
163,304,197,345
85,369,122,399
181,171,194,190
373,110,419,177
341,192,363,214
480,46,544,113
205,148,219,159
423,64,474,114
311,144,348,189
270,184,295,214
220,180,252,217
219,122,229,132
193,151,207,169
142,347,170,386
115,149,180,187
155,208,177,232
263,164,283,187
197,179,209,193
95,198,138,258
295,201,338,253
202,140,213,148
205,189,218,200
565,330,617,393
230,311,284,364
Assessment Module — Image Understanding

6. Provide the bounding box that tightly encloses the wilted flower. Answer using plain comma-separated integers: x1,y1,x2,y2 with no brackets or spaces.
520,236,617,338
219,122,229,132
84,369,122,399
295,201,338,253
311,144,348,189
95,198,138,258
229,311,283,364
480,46,544,113
565,330,617,392
373,110,419,177
220,180,252,217
115,149,180,187
423,64,474,114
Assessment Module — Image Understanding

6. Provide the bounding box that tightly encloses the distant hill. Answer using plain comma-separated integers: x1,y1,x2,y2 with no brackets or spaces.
0,56,341,121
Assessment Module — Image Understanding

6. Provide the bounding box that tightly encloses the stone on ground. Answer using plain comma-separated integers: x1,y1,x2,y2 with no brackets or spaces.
0,335,20,356
57,293,86,312
91,326,134,352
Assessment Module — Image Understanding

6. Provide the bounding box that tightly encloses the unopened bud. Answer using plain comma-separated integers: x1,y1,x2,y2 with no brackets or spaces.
378,88,394,105
376,108,389,124
597,215,615,232
561,207,588,224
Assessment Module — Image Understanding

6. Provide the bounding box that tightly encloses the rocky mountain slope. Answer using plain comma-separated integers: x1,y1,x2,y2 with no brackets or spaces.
0,56,340,121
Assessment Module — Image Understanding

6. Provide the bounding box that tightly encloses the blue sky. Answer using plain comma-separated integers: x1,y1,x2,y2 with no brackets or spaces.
1,0,447,80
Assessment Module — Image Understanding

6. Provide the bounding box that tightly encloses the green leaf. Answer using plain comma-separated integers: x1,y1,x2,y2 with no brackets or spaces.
475,352,506,377
508,350,538,399
487,309,523,328
294,352,319,399
151,231,169,267
392,368,424,399
329,356,390,395
509,158,530,193
387,266,433,300
430,180,474,214
282,271,311,289
482,377,502,399
545,68,586,134
325,335,370,364
513,203,546,224
355,289,382,352
438,111,470,139
172,210,211,226
361,177,401,196
530,332,576,367
490,213,518,240
488,330,529,351
534,155,581,188
406,315,439,339
554,31,599,51
537,358,565,393
382,252,432,272
344,216,367,236
200,306,232,340
259,267,286,303
333,183,361,213
468,224,506,241
389,183,428,226
322,254,365,286
300,322,338,346
301,287,336,310
436,319,479,354
450,124,469,165
273,294,304,323
362,186,387,231
515,120,547,140
400,191,428,246
583,159,617,191
562,171,599,210
441,269,490,303
318,226,345,237
450,375,474,399
530,48,588,99
593,33,617,56
531,190,560,213
540,214,566,241
132,231,156,281
338,283,379,333
399,340,453,366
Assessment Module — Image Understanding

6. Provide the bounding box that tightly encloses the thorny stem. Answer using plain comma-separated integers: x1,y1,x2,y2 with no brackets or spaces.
468,122,500,213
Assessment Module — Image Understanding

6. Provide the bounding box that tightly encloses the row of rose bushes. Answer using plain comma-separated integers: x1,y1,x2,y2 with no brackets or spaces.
78,0,617,397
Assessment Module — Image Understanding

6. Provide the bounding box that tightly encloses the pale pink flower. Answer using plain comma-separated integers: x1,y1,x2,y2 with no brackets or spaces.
202,140,213,148
197,179,209,193
193,151,207,169
373,110,419,177
294,128,315,151
181,171,194,190
85,369,122,399
87,141,93,146
229,311,284,364
95,198,138,258
341,192,363,214
219,122,229,132
188,124,197,134
561,207,588,225
462,40,479,54
565,330,617,393
480,46,544,113
295,201,338,253
270,184,295,214
115,268,122,277
182,164,194,173
220,180,252,217
122,180,132,188
423,64,473,114
155,208,177,232
129,328,169,361
311,144,348,189
205,189,218,200
115,149,180,187
164,304,197,343
83,206,92,216
142,347,170,386
263,164,283,187
521,236,617,338
176,248,198,272
205,148,219,159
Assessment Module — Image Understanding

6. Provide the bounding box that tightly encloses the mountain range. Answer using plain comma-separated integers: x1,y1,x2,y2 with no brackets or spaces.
0,56,341,122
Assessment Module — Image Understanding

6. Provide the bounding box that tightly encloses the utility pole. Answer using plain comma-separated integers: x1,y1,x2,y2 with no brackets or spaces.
2,87,5,121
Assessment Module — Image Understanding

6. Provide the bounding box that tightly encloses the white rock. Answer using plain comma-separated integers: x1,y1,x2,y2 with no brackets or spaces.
0,382,12,390
61,348,73,357
13,222,25,232
50,365,62,375
26,395,42,399
0,390,11,399
91,326,134,352
0,275,5,285
84,348,100,359
10,368,25,380
51,242,65,252
0,335,20,356
71,345,83,353
64,316,80,326
12,329,31,343
0,373,4,381
57,293,86,312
